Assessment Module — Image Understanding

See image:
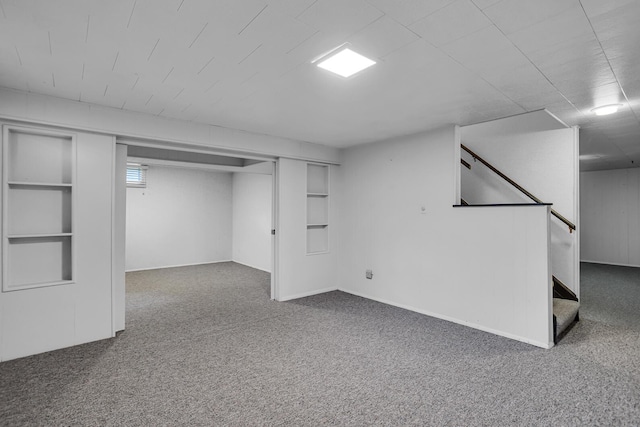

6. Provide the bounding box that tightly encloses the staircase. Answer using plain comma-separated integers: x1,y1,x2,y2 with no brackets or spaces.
552,276,579,344
461,145,580,345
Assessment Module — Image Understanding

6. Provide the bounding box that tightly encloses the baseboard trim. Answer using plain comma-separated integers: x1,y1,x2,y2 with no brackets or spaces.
339,288,553,349
277,287,338,302
231,260,271,273
125,260,233,273
581,260,640,269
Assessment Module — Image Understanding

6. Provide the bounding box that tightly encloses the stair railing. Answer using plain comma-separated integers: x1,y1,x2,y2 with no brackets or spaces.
552,275,578,301
461,144,576,233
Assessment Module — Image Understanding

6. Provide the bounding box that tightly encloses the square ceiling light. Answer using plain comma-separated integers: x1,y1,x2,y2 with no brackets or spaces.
315,47,376,78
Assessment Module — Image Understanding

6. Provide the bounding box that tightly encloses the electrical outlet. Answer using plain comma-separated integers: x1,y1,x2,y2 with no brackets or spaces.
366,269,373,279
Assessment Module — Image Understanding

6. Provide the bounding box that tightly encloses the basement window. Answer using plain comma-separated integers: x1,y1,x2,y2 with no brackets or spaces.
126,164,147,188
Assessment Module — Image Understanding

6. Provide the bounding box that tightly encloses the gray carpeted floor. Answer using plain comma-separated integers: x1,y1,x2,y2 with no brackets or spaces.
1,261,639,426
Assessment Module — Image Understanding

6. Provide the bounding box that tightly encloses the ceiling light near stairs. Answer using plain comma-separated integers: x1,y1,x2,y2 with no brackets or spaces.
591,104,622,116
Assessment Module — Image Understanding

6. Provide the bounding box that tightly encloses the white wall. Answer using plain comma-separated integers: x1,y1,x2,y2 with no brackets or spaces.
0,126,115,361
338,127,553,348
581,168,640,267
461,125,579,294
461,128,576,220
232,172,272,272
126,165,232,271
277,158,340,301
113,144,127,332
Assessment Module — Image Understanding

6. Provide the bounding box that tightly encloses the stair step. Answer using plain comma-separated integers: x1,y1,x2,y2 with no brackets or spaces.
553,298,579,339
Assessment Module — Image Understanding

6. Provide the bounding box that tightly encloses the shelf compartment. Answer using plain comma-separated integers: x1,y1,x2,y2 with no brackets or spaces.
307,164,329,194
307,226,329,254
5,236,73,292
7,130,73,184
8,233,73,239
7,186,72,235
9,181,73,188
307,196,328,225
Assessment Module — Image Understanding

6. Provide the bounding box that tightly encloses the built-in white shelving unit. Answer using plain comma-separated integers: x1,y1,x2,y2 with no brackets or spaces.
2,126,76,291
306,164,329,254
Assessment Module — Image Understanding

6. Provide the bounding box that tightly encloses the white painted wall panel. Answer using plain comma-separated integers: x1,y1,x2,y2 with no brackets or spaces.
232,172,272,272
338,127,552,348
276,158,339,300
73,133,114,343
581,168,640,267
461,125,579,294
0,129,114,361
113,144,127,332
125,166,233,271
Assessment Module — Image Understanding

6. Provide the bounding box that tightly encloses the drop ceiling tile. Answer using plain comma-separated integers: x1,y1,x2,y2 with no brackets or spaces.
504,8,620,105
297,0,383,39
178,1,269,45
587,4,640,44
410,0,493,47
348,15,419,58
0,66,29,91
11,25,50,61
586,2,640,71
365,0,457,26
45,23,87,57
567,82,625,112
128,0,180,31
111,35,161,80
544,100,583,126
486,65,566,110
0,43,19,67
471,0,502,9
522,37,602,74
438,24,564,109
130,4,204,51
232,44,306,84
506,6,594,58
82,45,121,84
441,25,527,75
483,0,577,35
579,0,638,18
597,30,640,62
267,0,317,17
283,30,346,68
87,1,133,37
542,54,617,100
237,5,317,54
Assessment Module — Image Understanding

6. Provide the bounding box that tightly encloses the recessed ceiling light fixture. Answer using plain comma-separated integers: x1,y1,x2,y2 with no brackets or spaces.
313,45,376,78
591,104,622,116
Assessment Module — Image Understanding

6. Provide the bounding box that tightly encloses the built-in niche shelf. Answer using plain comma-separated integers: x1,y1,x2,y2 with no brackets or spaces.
8,182,73,187
2,126,76,292
306,164,329,254
8,233,73,239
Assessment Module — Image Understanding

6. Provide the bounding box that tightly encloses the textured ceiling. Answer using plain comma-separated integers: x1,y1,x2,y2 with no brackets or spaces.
0,0,638,171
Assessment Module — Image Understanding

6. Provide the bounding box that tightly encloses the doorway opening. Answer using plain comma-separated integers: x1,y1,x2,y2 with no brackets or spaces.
116,142,276,331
